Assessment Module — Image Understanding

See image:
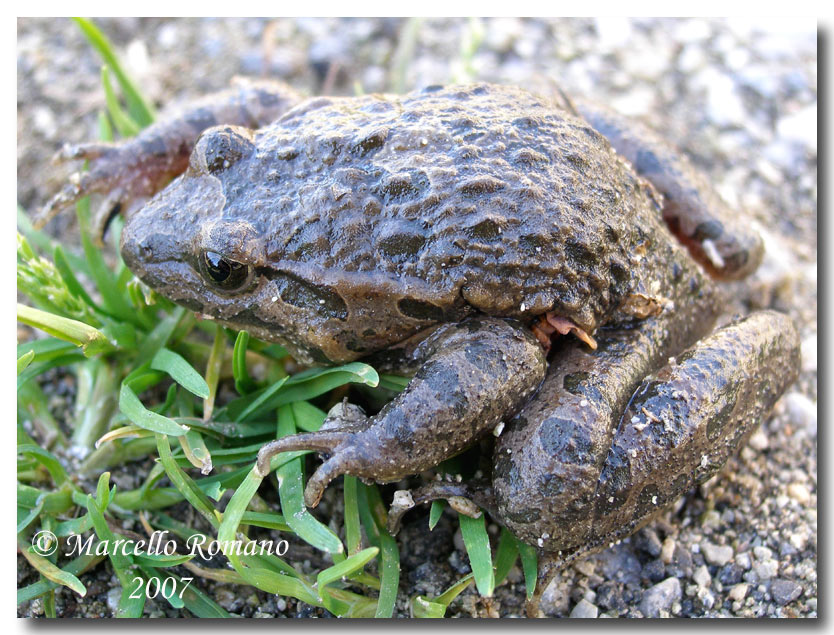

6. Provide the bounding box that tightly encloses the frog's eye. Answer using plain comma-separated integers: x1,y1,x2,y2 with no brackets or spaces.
200,251,253,291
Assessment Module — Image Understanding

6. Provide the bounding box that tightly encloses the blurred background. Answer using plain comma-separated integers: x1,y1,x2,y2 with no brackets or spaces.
17,18,817,618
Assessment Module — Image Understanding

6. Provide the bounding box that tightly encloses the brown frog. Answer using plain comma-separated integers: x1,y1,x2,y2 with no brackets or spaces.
42,80,800,611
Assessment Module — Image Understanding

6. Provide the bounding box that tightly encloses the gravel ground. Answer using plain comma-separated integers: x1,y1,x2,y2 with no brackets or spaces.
17,17,817,618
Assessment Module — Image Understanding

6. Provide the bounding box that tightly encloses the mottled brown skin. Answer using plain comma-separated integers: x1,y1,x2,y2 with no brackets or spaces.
46,81,800,613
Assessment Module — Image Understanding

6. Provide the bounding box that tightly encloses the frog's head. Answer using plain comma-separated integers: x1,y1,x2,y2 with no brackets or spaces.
120,125,371,365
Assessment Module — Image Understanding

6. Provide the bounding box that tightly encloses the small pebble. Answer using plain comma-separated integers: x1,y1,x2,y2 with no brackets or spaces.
719,563,744,586
736,552,752,570
787,482,811,505
640,577,681,618
783,392,817,436
693,565,711,589
754,559,779,581
770,578,802,605
660,537,676,564
748,430,769,451
728,583,749,601
702,542,734,566
570,598,599,618
753,546,773,561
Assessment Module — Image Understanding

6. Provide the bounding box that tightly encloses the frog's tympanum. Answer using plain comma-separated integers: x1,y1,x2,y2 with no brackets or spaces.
43,80,800,612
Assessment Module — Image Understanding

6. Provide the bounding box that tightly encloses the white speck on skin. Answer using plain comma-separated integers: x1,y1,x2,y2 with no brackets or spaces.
701,454,710,468
271,296,278,302
702,239,726,269
580,399,589,407
493,421,505,437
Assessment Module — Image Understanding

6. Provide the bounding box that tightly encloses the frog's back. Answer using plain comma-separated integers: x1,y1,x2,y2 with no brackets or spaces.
226,84,658,332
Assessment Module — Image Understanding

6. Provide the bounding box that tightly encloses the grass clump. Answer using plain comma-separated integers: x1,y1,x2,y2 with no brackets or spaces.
17,17,535,619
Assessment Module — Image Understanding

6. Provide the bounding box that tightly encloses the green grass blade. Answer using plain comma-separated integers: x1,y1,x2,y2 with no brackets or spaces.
120,383,188,436
17,353,87,392
228,376,288,422
17,553,105,605
225,363,378,422
411,573,473,617
429,500,445,530
239,510,290,532
459,512,494,597
74,196,143,326
156,434,218,527
73,18,155,126
100,65,141,137
135,306,187,366
170,571,231,617
202,324,225,420
493,527,519,587
343,476,361,556
151,347,210,398
17,350,35,375
179,429,213,474
53,244,101,313
317,546,378,591
357,484,400,618
233,330,256,394
17,445,70,486
17,538,86,597
17,304,112,356
289,400,326,432
517,540,538,600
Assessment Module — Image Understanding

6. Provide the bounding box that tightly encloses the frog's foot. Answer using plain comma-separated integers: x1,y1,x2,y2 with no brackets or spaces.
531,313,597,353
256,429,362,507
37,78,303,239
575,100,764,280
255,400,374,507
386,480,496,535
257,317,547,509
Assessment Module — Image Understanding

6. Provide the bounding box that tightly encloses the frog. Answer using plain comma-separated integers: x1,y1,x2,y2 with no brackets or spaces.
41,79,800,614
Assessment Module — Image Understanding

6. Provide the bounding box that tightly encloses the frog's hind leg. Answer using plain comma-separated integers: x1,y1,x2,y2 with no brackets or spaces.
506,310,799,616
572,100,763,280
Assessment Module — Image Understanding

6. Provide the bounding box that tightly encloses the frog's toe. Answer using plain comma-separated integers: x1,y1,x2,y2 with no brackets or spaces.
255,431,362,507
54,141,117,163
386,480,494,535
254,430,347,473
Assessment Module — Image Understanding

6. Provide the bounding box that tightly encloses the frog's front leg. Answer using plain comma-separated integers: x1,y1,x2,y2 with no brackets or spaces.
255,317,547,508
38,78,302,239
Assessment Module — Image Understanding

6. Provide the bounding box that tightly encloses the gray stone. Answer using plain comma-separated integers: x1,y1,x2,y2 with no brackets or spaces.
570,598,599,618
784,392,817,437
640,577,682,618
693,565,712,588
702,542,734,567
770,578,802,605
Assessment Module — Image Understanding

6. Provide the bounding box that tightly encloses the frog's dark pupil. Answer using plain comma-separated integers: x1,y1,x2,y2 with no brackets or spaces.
202,251,249,289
